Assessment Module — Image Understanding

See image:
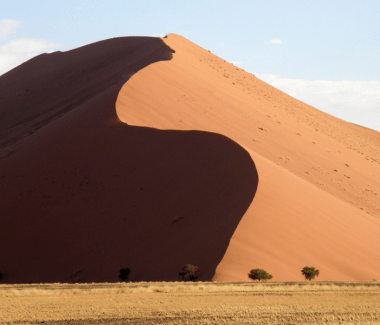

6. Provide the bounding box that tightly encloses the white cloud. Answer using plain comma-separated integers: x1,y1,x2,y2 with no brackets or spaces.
230,61,242,65
1,39,60,54
0,19,21,39
150,33,168,38
256,73,380,132
268,39,282,45
0,39,61,75
0,19,61,76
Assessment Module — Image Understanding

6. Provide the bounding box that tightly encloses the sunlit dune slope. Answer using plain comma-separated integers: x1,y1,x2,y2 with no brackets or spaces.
117,34,380,281
0,37,258,283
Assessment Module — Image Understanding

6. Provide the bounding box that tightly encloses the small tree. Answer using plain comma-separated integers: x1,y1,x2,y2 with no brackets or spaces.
119,268,131,281
178,264,198,281
301,266,319,281
248,269,273,281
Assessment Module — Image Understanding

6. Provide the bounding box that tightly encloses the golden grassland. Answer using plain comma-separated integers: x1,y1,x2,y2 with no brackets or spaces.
1,281,380,324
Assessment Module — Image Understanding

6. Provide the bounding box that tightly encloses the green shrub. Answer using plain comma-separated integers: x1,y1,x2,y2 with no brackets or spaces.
248,269,273,281
301,266,319,281
178,264,198,281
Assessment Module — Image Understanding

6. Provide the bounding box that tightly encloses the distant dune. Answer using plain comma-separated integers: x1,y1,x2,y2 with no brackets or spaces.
1,34,379,283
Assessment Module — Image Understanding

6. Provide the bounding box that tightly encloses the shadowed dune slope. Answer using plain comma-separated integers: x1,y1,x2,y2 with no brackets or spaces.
0,37,173,153
0,37,258,283
117,34,380,281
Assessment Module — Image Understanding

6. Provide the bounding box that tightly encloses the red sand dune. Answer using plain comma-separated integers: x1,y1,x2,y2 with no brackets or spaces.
0,37,257,283
117,34,380,281
1,34,380,283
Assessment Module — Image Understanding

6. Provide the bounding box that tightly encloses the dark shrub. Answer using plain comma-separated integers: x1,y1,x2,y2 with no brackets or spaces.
178,264,198,281
0,271,8,281
119,268,131,281
248,269,273,281
301,266,319,281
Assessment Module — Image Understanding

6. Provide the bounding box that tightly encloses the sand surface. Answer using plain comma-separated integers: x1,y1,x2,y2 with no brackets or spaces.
117,34,380,281
1,282,380,324
1,33,380,283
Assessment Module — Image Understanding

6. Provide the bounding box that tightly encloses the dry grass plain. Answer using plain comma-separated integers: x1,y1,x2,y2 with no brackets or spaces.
1,281,380,324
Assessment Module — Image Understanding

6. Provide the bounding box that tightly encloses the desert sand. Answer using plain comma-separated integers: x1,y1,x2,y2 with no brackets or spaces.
118,34,380,281
0,34,380,284
1,282,380,324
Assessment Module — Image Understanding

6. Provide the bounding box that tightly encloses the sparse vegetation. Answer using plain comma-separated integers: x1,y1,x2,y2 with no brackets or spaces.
119,268,131,282
248,269,273,281
0,271,7,281
179,264,199,281
301,266,319,281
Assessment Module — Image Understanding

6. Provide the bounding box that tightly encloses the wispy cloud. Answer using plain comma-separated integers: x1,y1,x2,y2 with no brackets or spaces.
1,39,60,54
0,39,61,75
268,39,282,45
150,33,167,38
0,20,61,75
256,73,380,131
0,19,21,39
230,61,242,65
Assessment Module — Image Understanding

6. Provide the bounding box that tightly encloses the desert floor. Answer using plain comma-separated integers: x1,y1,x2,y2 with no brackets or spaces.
1,281,380,324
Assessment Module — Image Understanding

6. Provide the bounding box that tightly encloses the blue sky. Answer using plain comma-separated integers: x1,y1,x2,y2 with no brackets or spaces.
1,0,379,131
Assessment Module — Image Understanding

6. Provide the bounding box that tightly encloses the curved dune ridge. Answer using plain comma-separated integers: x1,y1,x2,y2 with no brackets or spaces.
1,34,380,284
117,34,380,281
0,37,258,283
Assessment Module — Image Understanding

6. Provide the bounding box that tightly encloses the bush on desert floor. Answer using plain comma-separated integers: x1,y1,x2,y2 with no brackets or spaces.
301,266,319,281
0,271,8,281
119,268,131,282
178,264,199,281
248,269,273,281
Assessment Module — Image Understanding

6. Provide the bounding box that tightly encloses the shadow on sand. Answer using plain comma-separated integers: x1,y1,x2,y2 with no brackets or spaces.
0,37,258,283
